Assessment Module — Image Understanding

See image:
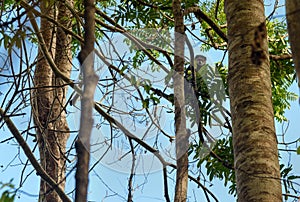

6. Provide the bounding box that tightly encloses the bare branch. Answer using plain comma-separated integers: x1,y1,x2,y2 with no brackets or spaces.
269,54,292,60
163,167,171,202
184,7,227,42
127,138,135,202
95,9,173,71
0,107,71,202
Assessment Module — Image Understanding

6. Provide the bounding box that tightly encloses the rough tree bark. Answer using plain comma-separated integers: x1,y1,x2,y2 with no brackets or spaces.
173,0,188,201
52,0,73,193
286,0,300,88
225,0,282,201
32,1,56,201
31,0,73,201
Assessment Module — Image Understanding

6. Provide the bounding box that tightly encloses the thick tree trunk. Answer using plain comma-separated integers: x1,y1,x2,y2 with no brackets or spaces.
32,1,56,201
32,1,73,201
286,0,300,88
173,0,188,201
52,0,73,193
225,0,282,201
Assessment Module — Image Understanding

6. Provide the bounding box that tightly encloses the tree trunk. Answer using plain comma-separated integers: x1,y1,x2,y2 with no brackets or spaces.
32,1,56,201
286,0,300,88
52,0,73,193
32,1,73,201
173,0,188,201
225,0,282,201
75,0,98,201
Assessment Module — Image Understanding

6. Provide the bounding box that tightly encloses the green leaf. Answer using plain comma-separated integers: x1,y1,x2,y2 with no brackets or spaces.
287,175,300,180
120,65,128,74
143,84,151,94
130,75,136,85
297,146,300,155
142,98,149,109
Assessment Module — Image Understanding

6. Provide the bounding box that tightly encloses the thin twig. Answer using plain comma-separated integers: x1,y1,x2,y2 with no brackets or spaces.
0,107,71,202
127,138,135,202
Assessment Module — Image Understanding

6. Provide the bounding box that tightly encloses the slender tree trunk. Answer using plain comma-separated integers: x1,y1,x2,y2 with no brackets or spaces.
286,0,300,88
75,0,98,201
173,0,188,201
32,1,73,201
225,0,282,201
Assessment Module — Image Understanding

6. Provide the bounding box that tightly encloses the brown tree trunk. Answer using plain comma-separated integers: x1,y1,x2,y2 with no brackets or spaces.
286,0,300,88
75,0,98,201
173,0,188,201
32,1,73,201
225,0,282,201
32,1,56,201
52,0,73,193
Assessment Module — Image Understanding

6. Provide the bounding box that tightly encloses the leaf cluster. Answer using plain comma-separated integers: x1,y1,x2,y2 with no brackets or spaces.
267,20,298,122
0,180,15,202
191,136,236,195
